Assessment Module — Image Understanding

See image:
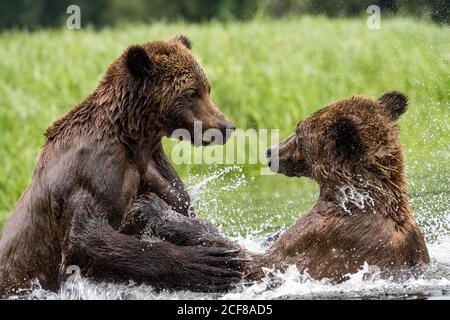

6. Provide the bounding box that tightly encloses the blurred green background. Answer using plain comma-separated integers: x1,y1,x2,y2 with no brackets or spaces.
0,1,448,238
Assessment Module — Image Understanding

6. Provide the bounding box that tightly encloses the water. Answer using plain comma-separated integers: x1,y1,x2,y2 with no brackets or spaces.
8,166,450,300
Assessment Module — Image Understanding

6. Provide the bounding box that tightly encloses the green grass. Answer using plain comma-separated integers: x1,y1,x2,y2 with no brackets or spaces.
0,17,449,235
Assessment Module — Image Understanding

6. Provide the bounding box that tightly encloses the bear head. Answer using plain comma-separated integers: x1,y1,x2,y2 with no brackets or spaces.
267,92,408,187
105,35,234,146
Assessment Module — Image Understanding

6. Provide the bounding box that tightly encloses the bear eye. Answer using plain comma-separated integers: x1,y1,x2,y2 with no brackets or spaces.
186,90,200,100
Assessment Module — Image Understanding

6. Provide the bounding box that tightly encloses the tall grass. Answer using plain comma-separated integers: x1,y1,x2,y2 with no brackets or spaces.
0,17,449,230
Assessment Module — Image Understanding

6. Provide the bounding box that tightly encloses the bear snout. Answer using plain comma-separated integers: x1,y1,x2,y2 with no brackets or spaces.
197,121,235,146
266,146,281,173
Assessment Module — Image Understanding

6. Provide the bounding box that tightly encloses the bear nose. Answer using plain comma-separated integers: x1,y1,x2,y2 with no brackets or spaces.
220,122,235,136
266,148,272,159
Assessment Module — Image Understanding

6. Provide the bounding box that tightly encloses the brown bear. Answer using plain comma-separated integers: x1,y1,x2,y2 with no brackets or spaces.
134,92,430,283
247,91,430,281
0,35,241,298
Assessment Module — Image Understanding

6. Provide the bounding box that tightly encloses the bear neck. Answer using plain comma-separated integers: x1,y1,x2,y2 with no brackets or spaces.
317,169,411,225
44,85,165,161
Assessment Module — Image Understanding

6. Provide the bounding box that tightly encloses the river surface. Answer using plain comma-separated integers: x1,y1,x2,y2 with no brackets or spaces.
9,165,450,300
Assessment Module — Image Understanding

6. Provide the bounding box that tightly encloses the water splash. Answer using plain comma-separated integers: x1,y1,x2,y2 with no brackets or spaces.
337,185,375,214
186,165,247,205
412,192,450,242
224,231,450,300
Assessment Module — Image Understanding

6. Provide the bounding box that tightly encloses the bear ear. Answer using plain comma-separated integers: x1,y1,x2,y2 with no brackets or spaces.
125,45,152,78
328,116,365,162
378,91,408,120
172,34,192,50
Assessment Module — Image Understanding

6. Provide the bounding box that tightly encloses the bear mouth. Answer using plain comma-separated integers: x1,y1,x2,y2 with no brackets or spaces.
271,158,306,177
184,135,214,147
267,159,278,173
190,134,228,147
173,134,213,146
